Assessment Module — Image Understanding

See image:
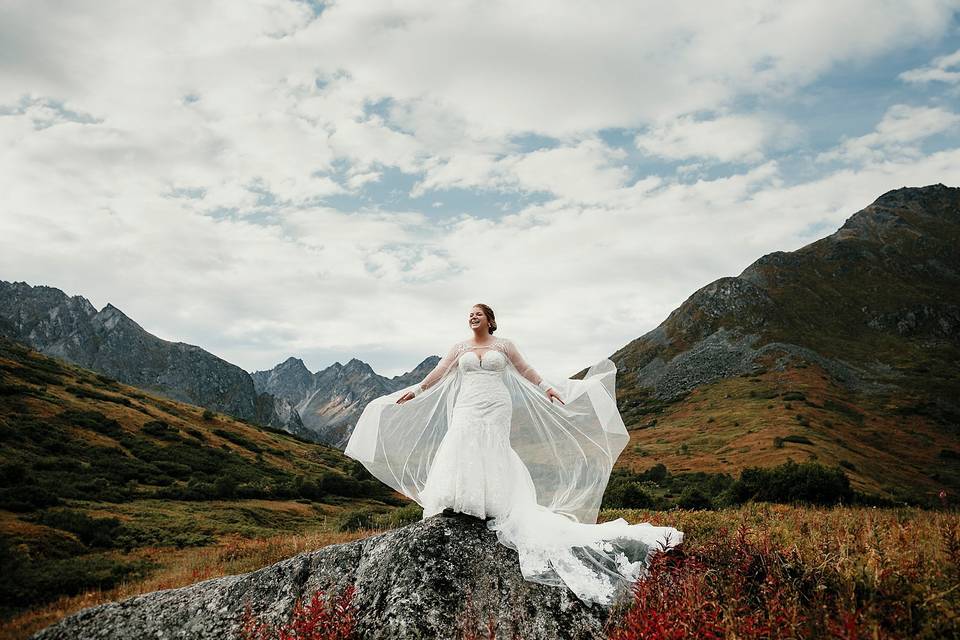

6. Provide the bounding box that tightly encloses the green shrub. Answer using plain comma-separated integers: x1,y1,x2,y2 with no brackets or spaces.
336,507,380,532
727,460,853,506
60,409,124,437
643,463,668,483
0,462,33,487
33,509,124,549
319,471,363,497
213,428,262,453
0,485,61,511
677,486,713,510
0,537,154,616
602,481,655,509
65,386,132,406
296,477,324,501
141,420,181,440
384,503,423,527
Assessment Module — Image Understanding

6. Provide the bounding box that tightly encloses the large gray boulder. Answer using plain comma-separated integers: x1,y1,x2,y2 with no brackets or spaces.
32,512,615,639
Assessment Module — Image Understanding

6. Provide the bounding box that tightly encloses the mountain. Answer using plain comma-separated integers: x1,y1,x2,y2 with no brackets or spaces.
0,281,306,436
252,355,440,447
606,184,960,505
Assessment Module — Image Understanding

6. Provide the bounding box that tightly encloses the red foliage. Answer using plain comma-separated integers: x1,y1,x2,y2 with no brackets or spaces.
607,524,877,640
239,585,357,640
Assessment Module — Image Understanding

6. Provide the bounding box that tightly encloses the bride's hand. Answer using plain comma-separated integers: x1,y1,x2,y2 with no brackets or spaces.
546,388,564,405
396,391,415,404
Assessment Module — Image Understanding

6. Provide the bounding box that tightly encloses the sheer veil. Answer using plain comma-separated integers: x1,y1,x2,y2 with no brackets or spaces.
344,338,629,525
345,337,684,605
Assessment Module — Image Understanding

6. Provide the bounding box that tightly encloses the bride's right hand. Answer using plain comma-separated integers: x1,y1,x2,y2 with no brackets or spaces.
396,391,415,404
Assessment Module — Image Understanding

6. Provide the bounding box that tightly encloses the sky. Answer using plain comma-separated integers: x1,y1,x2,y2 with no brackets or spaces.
2,1,959,380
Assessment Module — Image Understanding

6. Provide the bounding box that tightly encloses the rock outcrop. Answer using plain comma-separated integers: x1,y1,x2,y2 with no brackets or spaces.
32,512,614,640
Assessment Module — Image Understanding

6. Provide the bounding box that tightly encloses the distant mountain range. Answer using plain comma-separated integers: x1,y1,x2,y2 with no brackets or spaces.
251,355,439,447
2,183,958,503
0,280,439,446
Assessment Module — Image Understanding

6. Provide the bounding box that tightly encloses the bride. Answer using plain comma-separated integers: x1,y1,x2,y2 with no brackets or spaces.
344,303,683,606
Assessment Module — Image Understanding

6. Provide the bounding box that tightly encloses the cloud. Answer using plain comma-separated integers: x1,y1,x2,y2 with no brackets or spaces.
1,0,959,379
296,0,958,138
899,47,960,84
817,104,960,164
411,138,631,203
634,113,799,164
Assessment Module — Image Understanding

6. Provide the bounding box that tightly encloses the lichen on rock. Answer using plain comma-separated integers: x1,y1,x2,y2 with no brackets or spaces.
32,511,612,640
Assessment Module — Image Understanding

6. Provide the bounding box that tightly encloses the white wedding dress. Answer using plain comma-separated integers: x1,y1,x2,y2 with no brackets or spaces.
345,336,683,606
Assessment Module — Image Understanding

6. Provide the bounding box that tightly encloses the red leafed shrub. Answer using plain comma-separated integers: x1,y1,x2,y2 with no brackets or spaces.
239,585,357,640
607,524,871,640
609,550,726,640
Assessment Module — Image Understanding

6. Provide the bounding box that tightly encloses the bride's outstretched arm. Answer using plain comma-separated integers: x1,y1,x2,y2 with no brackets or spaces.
401,342,460,399
503,339,553,393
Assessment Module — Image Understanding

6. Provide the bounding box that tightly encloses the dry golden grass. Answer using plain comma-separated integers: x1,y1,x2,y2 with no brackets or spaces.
0,526,387,640
617,361,954,503
7,504,959,639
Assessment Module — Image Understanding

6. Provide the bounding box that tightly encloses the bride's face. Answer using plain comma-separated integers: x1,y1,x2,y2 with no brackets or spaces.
468,307,488,331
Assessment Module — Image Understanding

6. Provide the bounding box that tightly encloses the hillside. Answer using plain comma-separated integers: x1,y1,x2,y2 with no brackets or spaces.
0,280,443,447
0,336,404,620
0,282,303,436
606,184,960,505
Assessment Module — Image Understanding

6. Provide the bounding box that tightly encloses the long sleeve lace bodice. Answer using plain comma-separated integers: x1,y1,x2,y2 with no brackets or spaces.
407,337,551,395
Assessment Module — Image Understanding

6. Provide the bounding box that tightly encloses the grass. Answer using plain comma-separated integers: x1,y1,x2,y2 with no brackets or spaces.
0,336,405,628
601,504,960,639
0,522,379,640
615,360,960,506
7,504,957,639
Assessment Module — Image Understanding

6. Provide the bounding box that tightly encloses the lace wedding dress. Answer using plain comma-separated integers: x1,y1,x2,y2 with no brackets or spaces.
345,336,683,606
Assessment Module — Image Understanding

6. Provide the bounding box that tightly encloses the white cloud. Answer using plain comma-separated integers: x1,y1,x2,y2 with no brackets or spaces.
634,113,799,164
297,0,958,138
899,48,960,84
412,139,631,203
1,0,955,208
1,0,959,380
817,104,960,164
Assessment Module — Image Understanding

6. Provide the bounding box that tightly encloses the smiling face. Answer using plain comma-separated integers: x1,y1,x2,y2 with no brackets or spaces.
468,306,487,331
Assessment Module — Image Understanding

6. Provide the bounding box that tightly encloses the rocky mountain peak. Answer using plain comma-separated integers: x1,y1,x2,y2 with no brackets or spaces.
343,357,374,374
0,279,302,434
92,302,142,333
837,183,960,242
271,356,309,375
613,183,960,404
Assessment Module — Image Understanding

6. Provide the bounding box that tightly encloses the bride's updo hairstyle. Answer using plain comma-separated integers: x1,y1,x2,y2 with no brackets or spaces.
474,303,497,334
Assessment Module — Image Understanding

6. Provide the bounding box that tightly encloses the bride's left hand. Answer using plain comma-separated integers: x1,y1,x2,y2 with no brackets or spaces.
546,388,564,405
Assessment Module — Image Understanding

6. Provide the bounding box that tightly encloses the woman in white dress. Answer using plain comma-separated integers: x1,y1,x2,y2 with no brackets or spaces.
344,303,683,606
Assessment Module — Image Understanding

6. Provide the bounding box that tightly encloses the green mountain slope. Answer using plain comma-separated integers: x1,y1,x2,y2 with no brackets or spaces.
0,336,400,617
607,184,960,505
